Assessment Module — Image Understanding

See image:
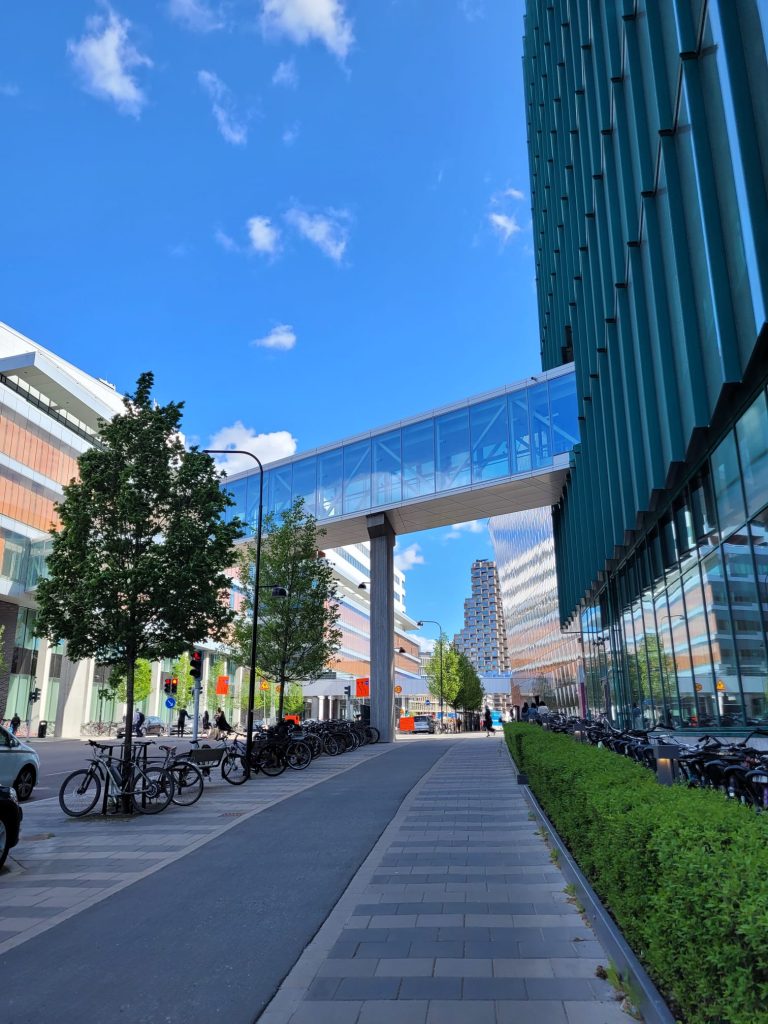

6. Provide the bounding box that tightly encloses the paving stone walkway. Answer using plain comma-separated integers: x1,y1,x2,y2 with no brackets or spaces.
261,734,632,1024
0,740,393,954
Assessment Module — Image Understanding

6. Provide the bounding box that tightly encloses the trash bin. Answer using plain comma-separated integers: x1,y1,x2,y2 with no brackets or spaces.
37,720,48,738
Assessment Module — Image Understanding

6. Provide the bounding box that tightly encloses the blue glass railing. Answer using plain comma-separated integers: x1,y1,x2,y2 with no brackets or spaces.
223,367,577,533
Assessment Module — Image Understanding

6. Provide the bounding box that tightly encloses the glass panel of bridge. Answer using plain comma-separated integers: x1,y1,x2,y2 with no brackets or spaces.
245,474,263,534
271,465,292,516
344,440,372,514
470,396,510,483
292,458,317,516
549,373,579,455
436,408,471,491
508,390,531,473
402,419,435,498
318,449,343,520
372,430,402,506
529,382,552,468
226,478,247,526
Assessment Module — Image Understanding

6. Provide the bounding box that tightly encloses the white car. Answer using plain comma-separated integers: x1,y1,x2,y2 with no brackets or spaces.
0,725,40,801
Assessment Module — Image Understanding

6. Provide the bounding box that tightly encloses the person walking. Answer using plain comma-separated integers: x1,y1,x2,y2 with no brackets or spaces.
214,707,231,739
521,701,529,721
10,712,20,735
483,706,494,736
202,709,210,736
176,707,189,737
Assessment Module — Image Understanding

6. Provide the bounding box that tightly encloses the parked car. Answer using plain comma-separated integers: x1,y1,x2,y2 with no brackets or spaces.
0,784,22,870
116,715,166,739
0,724,40,801
413,715,436,734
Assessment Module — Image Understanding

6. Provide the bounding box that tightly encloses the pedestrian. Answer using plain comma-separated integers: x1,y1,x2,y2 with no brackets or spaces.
177,707,189,737
521,701,529,721
10,712,21,735
483,706,494,736
202,709,210,735
214,707,231,739
132,708,143,736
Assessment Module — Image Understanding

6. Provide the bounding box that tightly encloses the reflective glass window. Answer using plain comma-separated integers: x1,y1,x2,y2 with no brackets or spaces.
271,465,292,515
721,524,768,722
470,397,510,483
736,390,768,518
749,508,768,658
508,390,531,473
711,431,746,538
548,373,579,454
317,450,343,519
402,420,435,498
226,478,248,526
700,549,745,724
690,466,719,543
292,458,316,516
529,383,553,469
435,409,471,491
372,430,401,506
343,441,371,514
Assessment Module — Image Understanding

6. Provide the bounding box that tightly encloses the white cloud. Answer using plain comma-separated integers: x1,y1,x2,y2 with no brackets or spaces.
198,70,247,145
445,520,487,540
251,324,297,351
285,207,350,262
488,212,522,243
459,0,484,21
282,122,300,145
504,187,525,201
394,542,425,572
68,7,152,117
214,228,239,252
207,422,298,476
168,0,224,32
260,0,354,59
272,58,298,88
247,215,281,255
0,83,19,97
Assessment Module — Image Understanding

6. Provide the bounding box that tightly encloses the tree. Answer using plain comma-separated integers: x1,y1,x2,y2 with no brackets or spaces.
282,683,305,717
109,658,152,704
171,653,194,709
231,499,342,720
424,636,462,711
453,652,483,715
35,373,242,807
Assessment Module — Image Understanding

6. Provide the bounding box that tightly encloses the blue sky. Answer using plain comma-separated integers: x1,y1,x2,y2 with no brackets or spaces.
0,0,538,638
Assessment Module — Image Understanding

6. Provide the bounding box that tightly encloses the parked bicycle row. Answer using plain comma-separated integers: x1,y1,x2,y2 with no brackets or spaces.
58,718,380,817
535,713,768,811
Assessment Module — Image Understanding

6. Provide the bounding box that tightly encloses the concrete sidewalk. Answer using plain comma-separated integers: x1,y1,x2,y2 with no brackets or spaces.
261,734,631,1024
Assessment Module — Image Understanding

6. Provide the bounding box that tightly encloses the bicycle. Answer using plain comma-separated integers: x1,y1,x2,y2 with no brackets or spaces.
155,744,205,806
59,740,175,816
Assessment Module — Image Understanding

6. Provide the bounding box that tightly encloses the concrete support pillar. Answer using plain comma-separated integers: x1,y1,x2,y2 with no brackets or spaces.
367,512,396,742
149,661,163,717
31,639,52,733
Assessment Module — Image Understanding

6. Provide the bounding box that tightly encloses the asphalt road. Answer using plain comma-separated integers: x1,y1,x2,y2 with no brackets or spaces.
3,738,451,1024
21,740,93,801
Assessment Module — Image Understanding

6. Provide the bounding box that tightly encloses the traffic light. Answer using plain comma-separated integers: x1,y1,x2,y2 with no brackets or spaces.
190,651,203,679
163,677,172,695
343,685,351,697
171,678,178,695
29,688,41,703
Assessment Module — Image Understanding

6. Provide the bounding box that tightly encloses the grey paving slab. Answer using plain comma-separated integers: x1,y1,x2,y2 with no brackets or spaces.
259,736,630,1024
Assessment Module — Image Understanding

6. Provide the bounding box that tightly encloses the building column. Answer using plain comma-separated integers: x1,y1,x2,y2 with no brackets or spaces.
149,661,163,717
367,512,396,742
31,638,52,734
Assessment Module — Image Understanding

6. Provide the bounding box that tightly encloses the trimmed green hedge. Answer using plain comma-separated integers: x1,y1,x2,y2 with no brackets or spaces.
504,724,768,1024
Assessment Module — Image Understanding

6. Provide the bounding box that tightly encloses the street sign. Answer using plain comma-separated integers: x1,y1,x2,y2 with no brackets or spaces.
695,684,703,692
260,680,269,691
394,685,402,694
165,697,176,709
216,675,229,695
716,680,726,692
425,700,431,705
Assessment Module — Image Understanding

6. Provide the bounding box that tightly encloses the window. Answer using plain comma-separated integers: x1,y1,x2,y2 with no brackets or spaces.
343,441,371,514
736,390,768,517
435,409,471,491
372,430,401,506
402,420,435,498
470,397,510,482
712,431,746,539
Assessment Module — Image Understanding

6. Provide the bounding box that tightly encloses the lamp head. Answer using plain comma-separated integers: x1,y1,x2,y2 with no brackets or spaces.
358,582,367,590
271,586,288,598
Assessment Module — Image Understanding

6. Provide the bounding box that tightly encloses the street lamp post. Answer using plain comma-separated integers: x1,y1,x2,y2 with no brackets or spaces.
417,619,444,730
204,448,264,780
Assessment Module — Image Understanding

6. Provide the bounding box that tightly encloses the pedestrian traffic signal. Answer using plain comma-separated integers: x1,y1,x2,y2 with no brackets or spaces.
29,688,41,703
343,685,351,697
190,651,203,679
163,677,172,695
171,678,178,695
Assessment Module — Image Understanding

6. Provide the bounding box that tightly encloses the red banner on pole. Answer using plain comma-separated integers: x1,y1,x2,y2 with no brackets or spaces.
355,677,370,697
215,675,229,695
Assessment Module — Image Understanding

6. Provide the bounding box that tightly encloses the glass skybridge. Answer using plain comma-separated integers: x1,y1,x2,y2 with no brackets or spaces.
223,363,578,547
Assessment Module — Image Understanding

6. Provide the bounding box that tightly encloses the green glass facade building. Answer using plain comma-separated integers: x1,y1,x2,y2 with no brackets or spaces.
525,0,768,728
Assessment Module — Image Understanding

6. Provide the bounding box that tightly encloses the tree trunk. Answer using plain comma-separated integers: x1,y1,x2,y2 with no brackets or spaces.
277,670,286,720
121,658,135,813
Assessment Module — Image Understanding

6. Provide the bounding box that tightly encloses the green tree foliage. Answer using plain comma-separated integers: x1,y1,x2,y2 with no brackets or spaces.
35,373,242,798
206,655,228,715
453,651,483,712
624,633,676,715
282,683,305,717
109,658,152,704
171,652,195,709
424,636,462,708
231,499,342,720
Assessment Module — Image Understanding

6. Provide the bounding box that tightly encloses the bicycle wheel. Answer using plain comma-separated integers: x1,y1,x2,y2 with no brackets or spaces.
365,726,380,744
323,734,341,756
256,745,286,777
59,768,101,817
132,767,174,814
285,740,312,771
170,761,204,806
221,752,247,785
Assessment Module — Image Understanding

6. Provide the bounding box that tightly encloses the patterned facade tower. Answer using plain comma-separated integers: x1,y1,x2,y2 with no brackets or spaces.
454,559,511,674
